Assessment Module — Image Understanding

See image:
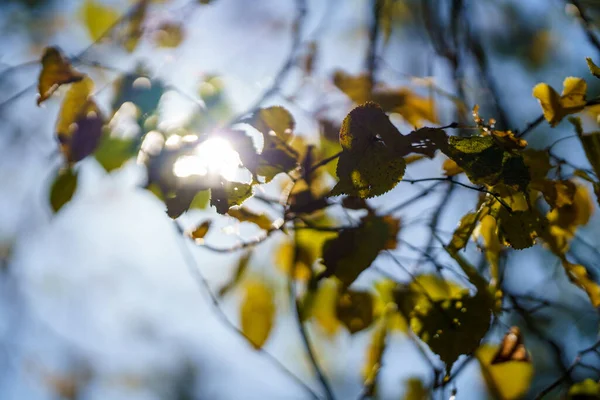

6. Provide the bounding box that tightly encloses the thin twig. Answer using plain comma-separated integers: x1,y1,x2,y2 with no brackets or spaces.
570,0,600,56
172,221,320,400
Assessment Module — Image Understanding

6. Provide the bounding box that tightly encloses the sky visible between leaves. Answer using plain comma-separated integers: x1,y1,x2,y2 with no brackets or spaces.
1,0,600,399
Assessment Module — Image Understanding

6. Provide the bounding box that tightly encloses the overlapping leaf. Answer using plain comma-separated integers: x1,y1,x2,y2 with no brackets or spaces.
37,47,85,105
321,214,399,287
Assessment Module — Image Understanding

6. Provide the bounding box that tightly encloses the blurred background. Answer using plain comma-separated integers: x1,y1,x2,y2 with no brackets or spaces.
1,0,600,399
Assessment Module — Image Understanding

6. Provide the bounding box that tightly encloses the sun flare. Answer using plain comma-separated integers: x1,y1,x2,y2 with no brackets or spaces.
172,137,241,181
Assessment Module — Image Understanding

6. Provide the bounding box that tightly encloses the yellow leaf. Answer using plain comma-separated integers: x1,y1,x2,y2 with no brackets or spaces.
402,378,429,400
275,240,312,281
188,220,211,242
533,77,587,126
56,76,95,136
227,207,273,231
569,379,600,398
562,259,600,308
240,280,275,349
587,57,600,79
122,0,149,52
322,213,400,287
336,290,374,334
476,344,533,400
362,320,388,396
333,70,371,104
373,279,408,332
442,158,463,176
448,211,480,252
80,0,120,41
154,22,184,48
478,215,502,286
37,47,85,105
305,277,341,337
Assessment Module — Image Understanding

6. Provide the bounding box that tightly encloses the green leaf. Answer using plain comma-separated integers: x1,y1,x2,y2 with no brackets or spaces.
568,379,600,399
321,214,399,287
495,208,547,250
94,135,135,172
50,168,78,213
443,136,530,190
210,181,253,214
79,0,119,42
249,106,295,141
330,103,407,198
336,290,374,334
586,57,600,79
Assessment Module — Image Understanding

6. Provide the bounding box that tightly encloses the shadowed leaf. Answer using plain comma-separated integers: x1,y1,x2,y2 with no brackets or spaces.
37,47,84,105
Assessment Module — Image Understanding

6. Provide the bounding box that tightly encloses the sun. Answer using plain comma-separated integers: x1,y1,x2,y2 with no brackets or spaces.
172,137,241,181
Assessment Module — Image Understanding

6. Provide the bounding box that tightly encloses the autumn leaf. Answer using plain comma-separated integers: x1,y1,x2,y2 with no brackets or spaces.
568,379,600,398
321,214,399,287
240,280,275,349
188,220,211,242
227,207,273,230
402,378,429,400
210,181,253,214
448,211,481,252
586,57,600,79
443,158,463,176
562,259,600,308
80,0,119,42
122,0,149,52
533,77,587,126
329,103,407,198
303,277,341,336
49,168,78,213
246,106,299,181
443,136,530,190
476,343,533,400
154,22,184,48
362,320,388,397
336,290,374,334
570,116,600,179
37,47,85,105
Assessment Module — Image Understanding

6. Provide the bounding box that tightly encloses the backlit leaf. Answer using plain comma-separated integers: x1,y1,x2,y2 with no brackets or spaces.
336,290,374,334
154,22,184,48
443,158,463,176
533,77,587,126
93,135,135,172
240,279,275,349
333,70,371,104
372,89,438,127
122,0,149,52
321,214,399,287
304,277,341,336
330,103,406,198
188,220,211,242
562,259,600,308
49,168,78,213
227,207,273,230
249,106,295,142
37,47,85,105
448,211,480,252
362,320,388,397
476,344,533,400
210,181,253,214
80,0,119,41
